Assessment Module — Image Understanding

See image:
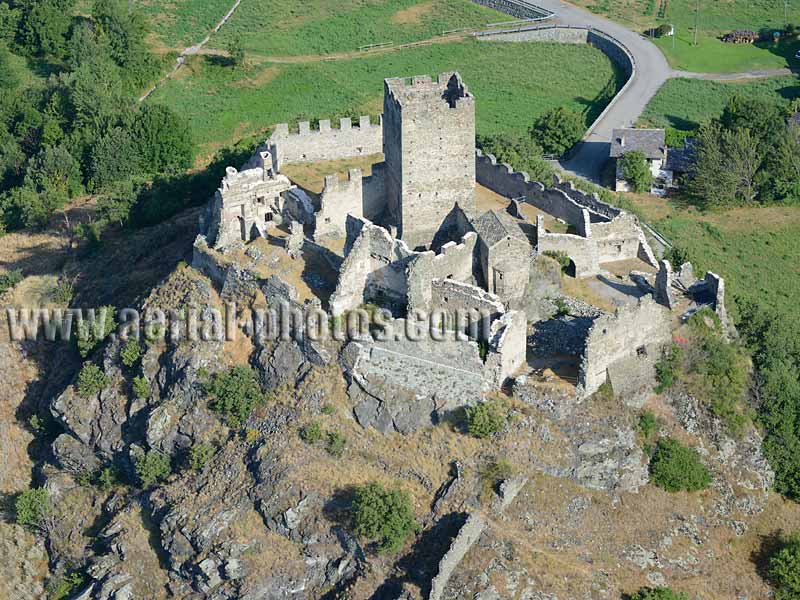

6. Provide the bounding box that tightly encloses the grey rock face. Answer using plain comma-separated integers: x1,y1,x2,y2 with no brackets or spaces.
52,433,101,474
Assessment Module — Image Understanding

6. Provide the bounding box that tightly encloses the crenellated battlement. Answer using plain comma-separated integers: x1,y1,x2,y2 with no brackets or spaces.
267,115,383,170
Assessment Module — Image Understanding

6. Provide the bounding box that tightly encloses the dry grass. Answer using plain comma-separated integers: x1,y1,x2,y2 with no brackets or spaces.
391,1,436,25
282,154,385,195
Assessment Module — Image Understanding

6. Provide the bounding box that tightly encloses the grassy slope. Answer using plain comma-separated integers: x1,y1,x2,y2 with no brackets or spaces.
569,0,800,72
142,0,505,53
635,198,800,318
150,40,620,153
637,75,800,319
213,0,506,56
639,76,800,130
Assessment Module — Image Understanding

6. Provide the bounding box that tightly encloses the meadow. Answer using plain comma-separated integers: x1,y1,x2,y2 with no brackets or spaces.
633,198,800,319
570,0,800,72
639,75,800,130
141,0,506,54
149,39,621,155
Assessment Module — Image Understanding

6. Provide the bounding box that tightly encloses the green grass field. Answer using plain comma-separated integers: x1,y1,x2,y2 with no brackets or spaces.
149,39,621,154
570,0,800,72
212,0,507,56
634,199,800,318
639,75,800,130
141,0,506,54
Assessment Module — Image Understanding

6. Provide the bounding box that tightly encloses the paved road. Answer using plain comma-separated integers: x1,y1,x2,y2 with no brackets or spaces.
530,0,673,181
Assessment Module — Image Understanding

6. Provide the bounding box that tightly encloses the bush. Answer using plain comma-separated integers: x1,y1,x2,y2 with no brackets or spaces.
15,487,50,528
638,410,658,441
187,443,215,471
300,421,324,444
75,306,116,358
135,451,171,487
326,431,346,457
132,375,149,399
769,533,800,600
204,366,264,427
95,466,121,491
628,588,690,600
692,333,749,434
48,571,86,600
120,338,142,368
530,106,584,156
664,245,691,267
466,400,506,438
649,437,712,492
351,482,417,553
655,344,683,393
51,278,74,306
543,250,571,270
478,457,513,502
0,268,22,294
77,363,108,398
620,150,654,193
475,132,554,182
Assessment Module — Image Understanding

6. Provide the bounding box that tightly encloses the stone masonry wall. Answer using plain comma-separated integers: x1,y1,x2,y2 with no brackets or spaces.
329,216,417,316
470,0,553,19
579,295,671,397
314,169,363,240
384,73,477,249
484,309,528,386
406,232,478,311
268,116,383,171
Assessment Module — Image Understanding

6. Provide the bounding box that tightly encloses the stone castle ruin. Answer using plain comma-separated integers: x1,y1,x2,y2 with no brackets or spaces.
194,71,731,431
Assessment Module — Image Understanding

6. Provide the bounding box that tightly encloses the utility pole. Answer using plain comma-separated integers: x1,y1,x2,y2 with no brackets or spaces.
693,0,700,46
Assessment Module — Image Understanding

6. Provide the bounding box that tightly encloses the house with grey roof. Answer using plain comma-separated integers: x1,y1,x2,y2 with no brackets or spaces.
610,128,668,193
472,208,532,302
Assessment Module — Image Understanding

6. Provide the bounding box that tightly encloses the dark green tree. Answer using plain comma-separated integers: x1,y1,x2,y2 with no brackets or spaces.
89,126,142,190
133,104,194,174
204,366,264,427
530,106,584,156
619,150,654,193
476,132,554,182
649,437,712,492
769,533,800,600
351,482,417,553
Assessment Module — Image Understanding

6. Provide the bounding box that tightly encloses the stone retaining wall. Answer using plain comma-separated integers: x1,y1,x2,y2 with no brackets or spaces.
471,0,553,20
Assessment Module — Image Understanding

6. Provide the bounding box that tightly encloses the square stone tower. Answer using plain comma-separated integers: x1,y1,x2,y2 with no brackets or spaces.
383,72,476,249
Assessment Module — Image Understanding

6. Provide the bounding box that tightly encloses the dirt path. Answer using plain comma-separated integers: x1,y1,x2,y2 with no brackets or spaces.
139,0,244,101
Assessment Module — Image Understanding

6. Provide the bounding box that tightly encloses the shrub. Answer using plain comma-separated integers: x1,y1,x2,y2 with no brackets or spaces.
95,466,121,491
769,533,800,600
326,431,346,457
77,363,108,398
478,457,514,501
300,420,324,444
132,375,149,399
628,588,690,600
0,268,22,295
187,443,215,471
204,366,264,427
48,572,86,600
638,410,658,441
530,106,584,156
655,344,684,393
620,150,654,193
226,33,245,67
466,400,506,438
51,278,74,306
135,451,171,488
543,250,571,270
649,437,712,492
351,482,417,553
321,404,336,415
664,245,691,267
75,306,116,358
120,338,142,368
475,132,554,182
15,487,50,528
692,334,749,434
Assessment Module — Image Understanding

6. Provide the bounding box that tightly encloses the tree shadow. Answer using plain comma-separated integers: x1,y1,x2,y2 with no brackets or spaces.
369,512,468,600
749,528,785,582
662,114,701,131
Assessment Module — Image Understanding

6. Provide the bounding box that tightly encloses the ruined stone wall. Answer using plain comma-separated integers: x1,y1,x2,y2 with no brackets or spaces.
476,150,601,227
484,309,528,386
406,232,478,311
536,216,600,277
428,279,505,323
579,296,671,397
268,116,383,170
590,213,649,264
191,235,232,288
363,163,386,220
314,169,363,240
482,235,532,302
429,513,487,600
384,74,477,249
329,216,417,316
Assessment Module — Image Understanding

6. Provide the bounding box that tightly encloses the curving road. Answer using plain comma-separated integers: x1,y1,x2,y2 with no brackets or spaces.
527,0,673,181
